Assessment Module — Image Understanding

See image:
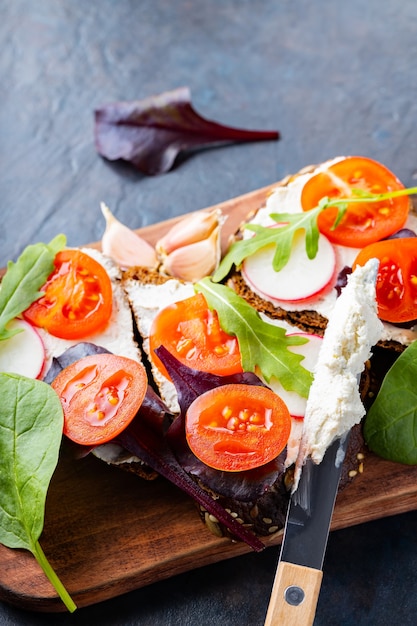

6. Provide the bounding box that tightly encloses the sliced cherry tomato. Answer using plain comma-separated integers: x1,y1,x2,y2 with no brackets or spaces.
352,237,417,323
23,249,113,340
185,383,291,472
301,156,409,247
149,293,242,379
51,353,147,445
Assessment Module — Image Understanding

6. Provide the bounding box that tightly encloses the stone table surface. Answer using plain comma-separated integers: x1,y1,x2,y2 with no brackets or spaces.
1,1,417,624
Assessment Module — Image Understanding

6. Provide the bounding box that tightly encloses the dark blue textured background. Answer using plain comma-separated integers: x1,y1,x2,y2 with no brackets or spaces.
2,1,417,624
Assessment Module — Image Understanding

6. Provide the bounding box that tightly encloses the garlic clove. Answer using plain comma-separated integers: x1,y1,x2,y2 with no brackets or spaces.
156,208,222,256
100,202,157,269
160,226,221,282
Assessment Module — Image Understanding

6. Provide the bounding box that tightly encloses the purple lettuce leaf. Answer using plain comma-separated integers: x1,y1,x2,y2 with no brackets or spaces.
94,86,279,175
385,227,416,239
43,342,265,550
173,441,286,503
43,342,111,384
116,417,265,552
155,345,286,502
154,345,267,433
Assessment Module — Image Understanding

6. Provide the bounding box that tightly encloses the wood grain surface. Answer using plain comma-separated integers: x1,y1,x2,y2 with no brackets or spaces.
1,183,416,613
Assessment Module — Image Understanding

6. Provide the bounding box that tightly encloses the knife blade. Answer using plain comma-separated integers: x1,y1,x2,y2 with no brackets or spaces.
263,259,383,626
264,434,349,626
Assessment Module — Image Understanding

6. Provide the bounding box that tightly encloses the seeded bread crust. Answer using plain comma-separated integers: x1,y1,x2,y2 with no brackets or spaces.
193,420,366,539
122,266,174,285
228,272,328,335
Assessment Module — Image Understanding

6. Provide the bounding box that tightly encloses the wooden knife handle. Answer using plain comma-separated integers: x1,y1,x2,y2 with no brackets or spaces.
264,561,323,626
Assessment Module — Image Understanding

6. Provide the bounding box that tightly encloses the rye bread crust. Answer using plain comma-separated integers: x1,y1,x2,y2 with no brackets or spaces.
195,420,366,539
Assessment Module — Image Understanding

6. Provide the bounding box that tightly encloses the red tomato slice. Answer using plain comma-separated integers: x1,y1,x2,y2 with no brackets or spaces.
51,353,147,445
149,293,242,379
185,383,291,472
301,156,409,247
24,249,113,340
352,238,417,323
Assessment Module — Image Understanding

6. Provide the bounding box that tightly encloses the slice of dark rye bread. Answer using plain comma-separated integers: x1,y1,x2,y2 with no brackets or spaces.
119,266,373,539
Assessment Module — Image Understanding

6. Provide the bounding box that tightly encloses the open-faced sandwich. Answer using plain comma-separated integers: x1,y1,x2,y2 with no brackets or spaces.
1,155,416,609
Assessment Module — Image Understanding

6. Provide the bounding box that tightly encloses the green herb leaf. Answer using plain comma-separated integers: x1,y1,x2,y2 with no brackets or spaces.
212,202,342,282
364,342,417,464
212,186,417,282
0,373,76,612
195,278,313,398
0,235,66,341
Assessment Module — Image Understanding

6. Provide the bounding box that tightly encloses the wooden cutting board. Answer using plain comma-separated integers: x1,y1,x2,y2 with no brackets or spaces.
1,182,416,613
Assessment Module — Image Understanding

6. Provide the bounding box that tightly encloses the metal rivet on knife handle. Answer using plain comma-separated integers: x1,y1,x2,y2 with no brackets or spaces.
264,561,322,626
284,585,305,606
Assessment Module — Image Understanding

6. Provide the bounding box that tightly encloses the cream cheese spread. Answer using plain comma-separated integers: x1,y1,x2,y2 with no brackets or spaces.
297,258,383,468
122,276,195,413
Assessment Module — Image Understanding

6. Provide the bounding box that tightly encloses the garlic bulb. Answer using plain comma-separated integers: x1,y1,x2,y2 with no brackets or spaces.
100,203,157,269
159,227,220,282
156,209,220,256
156,208,223,282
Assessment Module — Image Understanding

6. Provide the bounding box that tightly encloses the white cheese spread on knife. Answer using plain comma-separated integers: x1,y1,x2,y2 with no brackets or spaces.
295,258,383,475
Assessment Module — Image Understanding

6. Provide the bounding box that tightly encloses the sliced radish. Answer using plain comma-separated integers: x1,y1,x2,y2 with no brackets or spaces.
267,333,323,419
0,319,46,379
242,229,336,302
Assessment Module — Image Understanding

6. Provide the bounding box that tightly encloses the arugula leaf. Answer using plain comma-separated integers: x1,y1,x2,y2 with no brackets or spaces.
212,199,345,282
195,278,313,398
0,235,66,341
212,186,417,282
0,373,76,612
364,342,417,464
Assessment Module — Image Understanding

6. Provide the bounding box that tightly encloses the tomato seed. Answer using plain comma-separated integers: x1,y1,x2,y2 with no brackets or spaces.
239,409,250,422
378,206,391,216
186,347,197,360
226,417,239,431
175,337,193,356
222,406,233,419
249,412,264,425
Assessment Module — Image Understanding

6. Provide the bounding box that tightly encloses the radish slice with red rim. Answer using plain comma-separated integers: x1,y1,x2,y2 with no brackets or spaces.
266,332,323,467
266,332,323,419
242,230,336,302
0,319,46,378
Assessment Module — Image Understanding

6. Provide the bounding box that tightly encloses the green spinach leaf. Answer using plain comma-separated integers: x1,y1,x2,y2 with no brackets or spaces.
364,341,417,464
0,234,66,341
196,278,313,398
0,373,76,612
